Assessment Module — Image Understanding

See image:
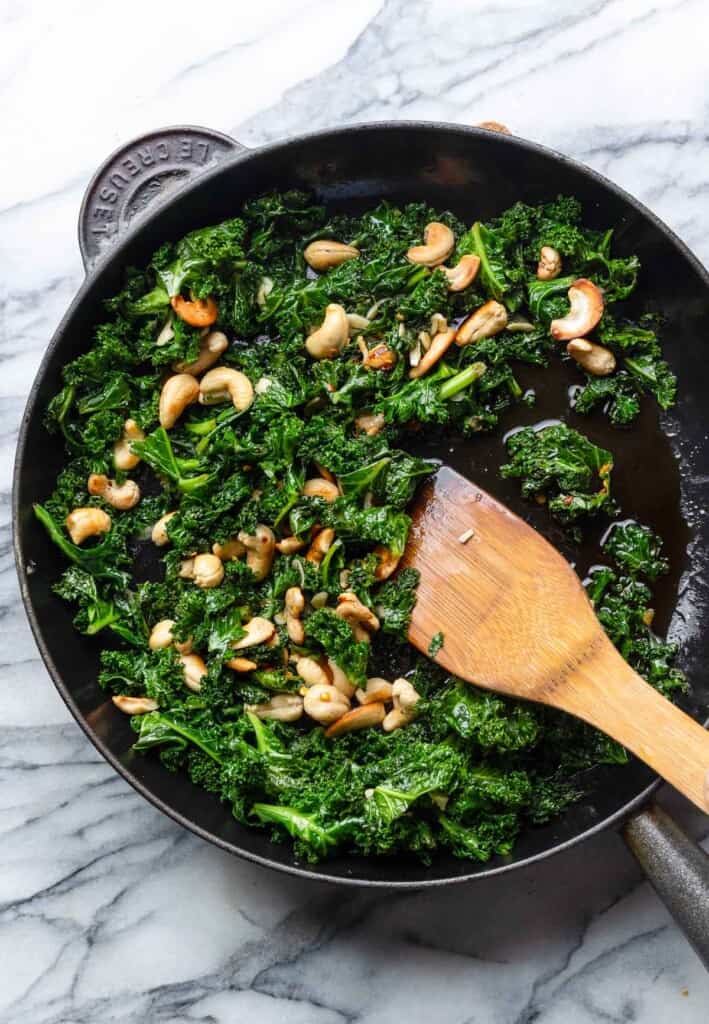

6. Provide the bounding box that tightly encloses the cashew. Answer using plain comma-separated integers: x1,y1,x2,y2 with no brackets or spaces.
233,616,275,650
306,527,335,564
373,544,401,581
326,658,356,698
336,592,380,633
179,558,196,579
156,312,175,347
285,587,305,645
174,330,229,375
355,411,385,436
159,374,200,429
149,619,176,651
192,553,225,589
113,418,144,471
212,538,246,561
170,294,218,327
358,337,397,370
346,312,370,334
305,303,349,360
383,678,421,732
180,653,207,693
152,511,176,547
256,277,273,307
442,254,480,291
407,222,455,267
303,683,351,724
88,473,140,511
238,524,276,581
245,694,304,722
112,695,158,715
65,507,111,545
567,338,616,377
356,677,393,704
537,246,562,281
198,365,254,414
276,535,306,555
226,656,258,672
302,478,340,503
296,657,330,688
325,701,386,738
550,279,604,341
409,328,456,379
304,240,360,271
148,619,192,655
455,300,508,346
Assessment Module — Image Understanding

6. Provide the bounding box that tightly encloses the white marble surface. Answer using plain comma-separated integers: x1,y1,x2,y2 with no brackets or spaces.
3,0,709,1019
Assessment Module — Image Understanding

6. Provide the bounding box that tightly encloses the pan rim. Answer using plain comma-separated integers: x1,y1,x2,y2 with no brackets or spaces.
13,119,708,887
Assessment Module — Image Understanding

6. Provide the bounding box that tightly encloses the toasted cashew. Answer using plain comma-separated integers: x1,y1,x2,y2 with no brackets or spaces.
88,473,140,511
112,695,158,715
537,246,562,281
442,254,480,291
113,418,144,471
296,657,330,688
358,337,397,370
233,616,275,650
306,303,350,360
550,279,604,340
159,374,200,429
276,535,307,554
180,653,207,693
567,338,616,377
356,677,393,705
226,656,258,672
212,538,246,561
336,592,380,633
354,411,385,436
191,553,224,589
383,678,421,732
409,328,456,379
346,312,371,334
65,507,111,545
174,330,229,375
198,366,254,413
303,683,351,724
285,587,305,644
407,222,455,267
302,478,340,503
326,658,356,698
148,619,192,654
152,511,176,547
374,544,401,581
304,240,360,271
245,694,304,722
170,294,218,327
306,527,335,564
325,701,385,738
456,300,508,346
238,525,276,581
179,558,196,579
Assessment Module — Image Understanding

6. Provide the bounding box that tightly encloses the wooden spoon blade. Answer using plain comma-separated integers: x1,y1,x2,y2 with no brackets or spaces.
402,465,600,701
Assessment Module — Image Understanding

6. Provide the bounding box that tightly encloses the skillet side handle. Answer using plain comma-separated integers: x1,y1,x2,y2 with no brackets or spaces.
78,125,245,273
622,803,709,968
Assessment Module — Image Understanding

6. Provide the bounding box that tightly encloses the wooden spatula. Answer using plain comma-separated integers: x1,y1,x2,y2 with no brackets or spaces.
402,466,709,813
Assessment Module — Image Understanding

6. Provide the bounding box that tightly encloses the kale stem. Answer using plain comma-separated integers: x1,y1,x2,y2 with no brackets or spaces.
439,362,486,400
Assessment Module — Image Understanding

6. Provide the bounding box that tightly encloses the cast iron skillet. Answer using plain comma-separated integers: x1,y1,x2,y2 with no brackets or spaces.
13,123,709,962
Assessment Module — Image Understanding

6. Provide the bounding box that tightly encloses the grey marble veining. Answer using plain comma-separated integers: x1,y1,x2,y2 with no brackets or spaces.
2,0,709,1020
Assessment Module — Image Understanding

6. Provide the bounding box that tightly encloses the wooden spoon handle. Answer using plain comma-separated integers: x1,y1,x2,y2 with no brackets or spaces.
557,640,709,813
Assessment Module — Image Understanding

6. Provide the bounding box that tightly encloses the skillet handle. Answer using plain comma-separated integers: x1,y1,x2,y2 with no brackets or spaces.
622,803,709,968
77,125,244,273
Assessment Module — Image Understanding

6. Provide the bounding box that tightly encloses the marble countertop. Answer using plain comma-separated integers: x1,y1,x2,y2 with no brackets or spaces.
3,0,709,1020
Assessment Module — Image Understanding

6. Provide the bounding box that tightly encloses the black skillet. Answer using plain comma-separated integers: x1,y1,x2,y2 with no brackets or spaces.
13,122,709,964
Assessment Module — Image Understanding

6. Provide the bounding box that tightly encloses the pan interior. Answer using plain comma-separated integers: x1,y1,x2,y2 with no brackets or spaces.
15,124,709,885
